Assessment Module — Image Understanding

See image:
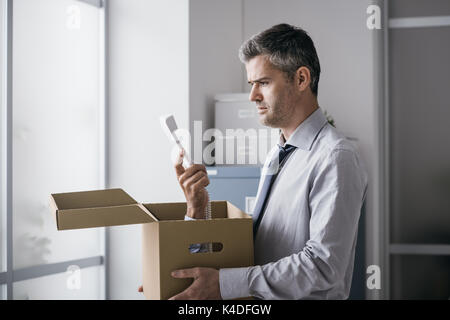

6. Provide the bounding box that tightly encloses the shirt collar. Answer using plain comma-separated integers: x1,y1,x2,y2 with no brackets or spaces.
278,107,328,151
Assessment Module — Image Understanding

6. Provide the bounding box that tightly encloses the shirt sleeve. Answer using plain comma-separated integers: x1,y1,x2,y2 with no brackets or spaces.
219,148,368,300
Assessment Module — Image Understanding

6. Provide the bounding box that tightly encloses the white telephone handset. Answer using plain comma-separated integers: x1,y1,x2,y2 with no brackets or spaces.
159,114,193,165
160,115,212,252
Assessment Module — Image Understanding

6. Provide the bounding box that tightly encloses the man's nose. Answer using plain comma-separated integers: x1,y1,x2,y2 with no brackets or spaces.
249,84,262,102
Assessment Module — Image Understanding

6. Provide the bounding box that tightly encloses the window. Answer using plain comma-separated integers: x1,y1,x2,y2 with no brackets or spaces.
1,0,106,299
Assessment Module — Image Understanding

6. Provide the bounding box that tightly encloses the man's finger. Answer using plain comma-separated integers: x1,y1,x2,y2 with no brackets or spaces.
198,176,210,188
174,150,185,177
191,176,210,194
180,170,206,190
169,269,199,300
183,164,207,176
178,165,207,186
171,268,198,279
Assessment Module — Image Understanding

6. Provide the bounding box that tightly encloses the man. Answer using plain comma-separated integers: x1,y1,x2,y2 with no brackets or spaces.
141,23,368,300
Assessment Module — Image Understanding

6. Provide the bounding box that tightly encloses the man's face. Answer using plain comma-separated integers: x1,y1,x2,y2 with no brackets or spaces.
245,55,298,128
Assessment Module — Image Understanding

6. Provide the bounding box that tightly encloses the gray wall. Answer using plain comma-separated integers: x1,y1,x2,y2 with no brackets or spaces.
189,0,244,159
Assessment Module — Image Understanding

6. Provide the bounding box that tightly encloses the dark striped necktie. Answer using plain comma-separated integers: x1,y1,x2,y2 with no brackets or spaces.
252,144,297,238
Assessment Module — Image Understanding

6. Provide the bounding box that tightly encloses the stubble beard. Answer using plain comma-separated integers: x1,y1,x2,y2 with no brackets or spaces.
259,93,292,129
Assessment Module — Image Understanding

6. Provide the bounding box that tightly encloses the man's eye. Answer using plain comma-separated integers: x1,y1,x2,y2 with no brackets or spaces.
248,81,268,87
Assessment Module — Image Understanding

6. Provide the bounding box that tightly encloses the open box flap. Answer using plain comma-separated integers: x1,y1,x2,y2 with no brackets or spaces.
50,188,158,230
51,188,138,209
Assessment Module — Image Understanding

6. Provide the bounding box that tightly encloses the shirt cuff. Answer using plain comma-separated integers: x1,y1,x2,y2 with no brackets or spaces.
219,267,251,300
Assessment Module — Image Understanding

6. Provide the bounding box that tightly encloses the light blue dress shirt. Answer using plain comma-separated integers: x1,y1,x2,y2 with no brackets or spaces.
218,107,368,300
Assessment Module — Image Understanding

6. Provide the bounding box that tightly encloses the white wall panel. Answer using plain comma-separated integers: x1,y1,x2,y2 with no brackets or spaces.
108,0,189,299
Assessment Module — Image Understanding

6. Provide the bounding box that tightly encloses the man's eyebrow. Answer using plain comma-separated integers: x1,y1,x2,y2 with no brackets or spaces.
248,77,271,84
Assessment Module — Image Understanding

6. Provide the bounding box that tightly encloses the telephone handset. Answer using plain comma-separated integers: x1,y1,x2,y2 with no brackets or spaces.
160,115,212,252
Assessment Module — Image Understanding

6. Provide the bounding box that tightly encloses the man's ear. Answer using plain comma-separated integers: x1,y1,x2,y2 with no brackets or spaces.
296,66,311,92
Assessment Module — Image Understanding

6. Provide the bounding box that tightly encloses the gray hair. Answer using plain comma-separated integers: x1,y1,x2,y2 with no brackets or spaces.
239,23,321,96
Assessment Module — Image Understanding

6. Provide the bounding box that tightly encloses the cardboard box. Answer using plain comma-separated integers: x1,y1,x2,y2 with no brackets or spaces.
50,188,254,300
